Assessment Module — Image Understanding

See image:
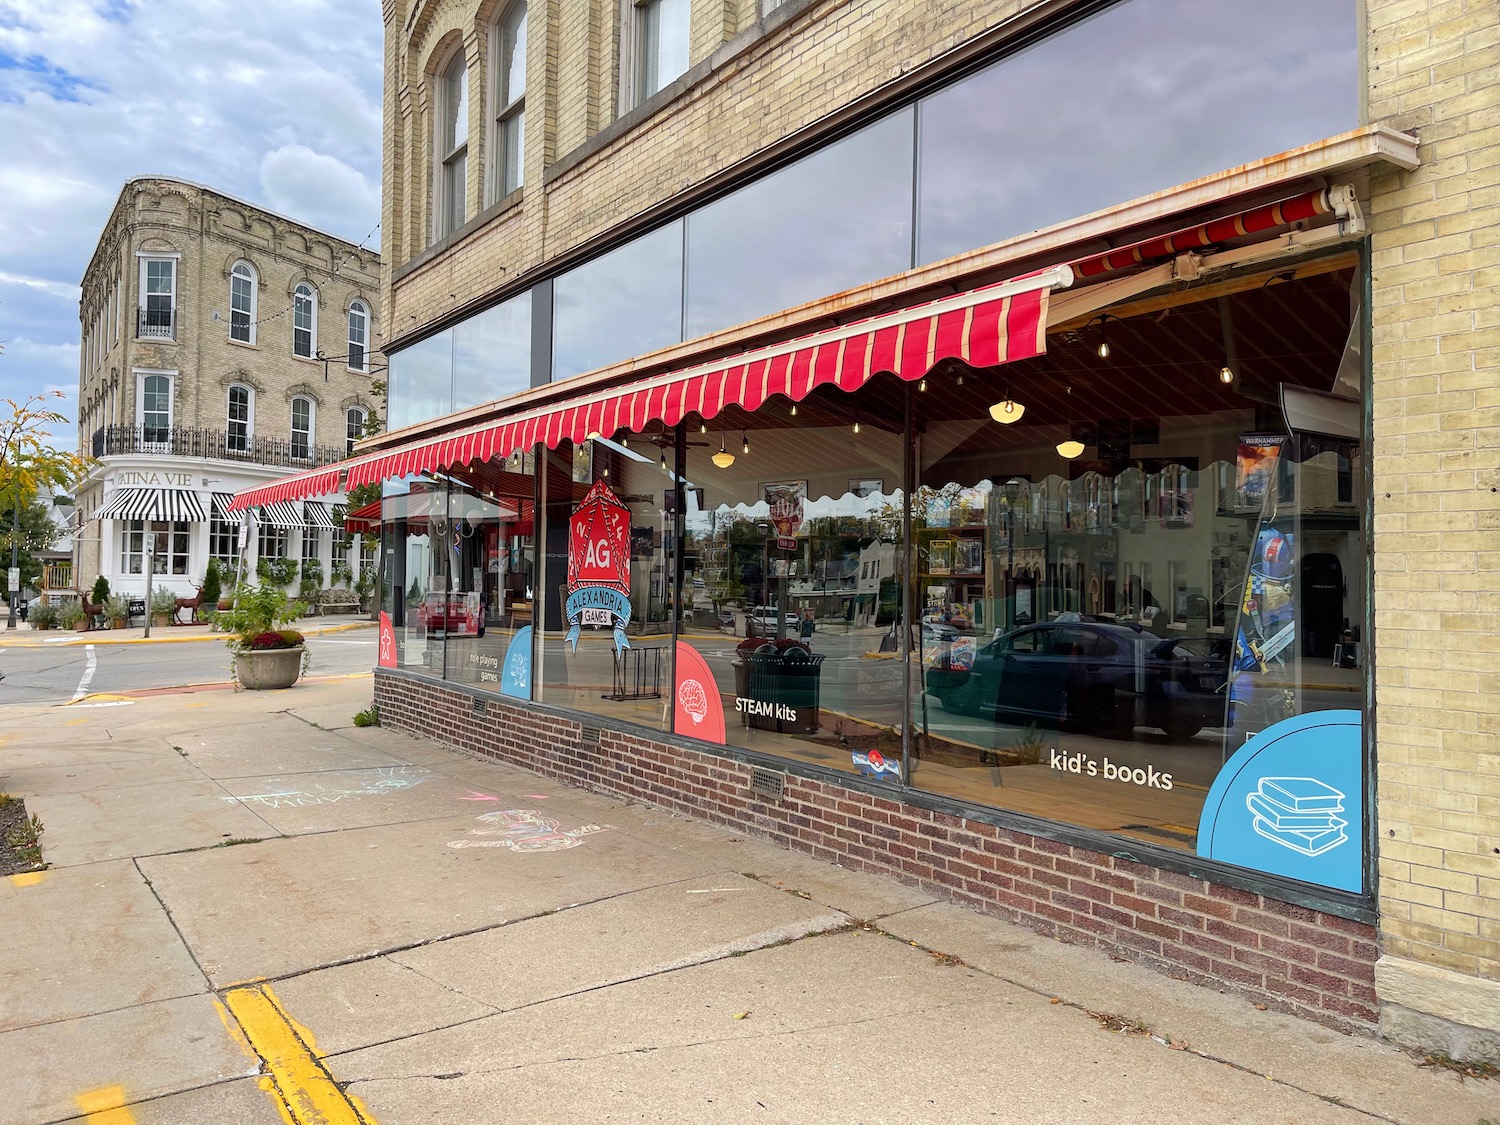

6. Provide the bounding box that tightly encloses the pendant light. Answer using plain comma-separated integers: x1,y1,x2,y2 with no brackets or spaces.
1056,439,1086,459
1219,365,1235,385
712,433,735,469
741,431,750,455
790,403,798,417
989,390,1025,424
852,421,861,435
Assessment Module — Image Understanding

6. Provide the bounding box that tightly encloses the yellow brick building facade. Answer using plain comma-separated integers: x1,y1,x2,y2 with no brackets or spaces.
361,0,1499,1055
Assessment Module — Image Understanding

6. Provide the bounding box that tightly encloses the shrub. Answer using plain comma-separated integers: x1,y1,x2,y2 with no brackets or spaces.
300,558,323,584
214,583,306,651
104,594,130,623
58,601,85,628
330,559,352,587
201,560,222,608
256,557,298,588
352,704,380,728
28,601,57,628
91,576,110,606
150,587,179,618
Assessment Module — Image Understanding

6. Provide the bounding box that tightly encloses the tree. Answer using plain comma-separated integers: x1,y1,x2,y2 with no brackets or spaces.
0,392,87,506
0,496,59,589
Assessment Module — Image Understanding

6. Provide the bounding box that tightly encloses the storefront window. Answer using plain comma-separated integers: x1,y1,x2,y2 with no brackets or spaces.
454,292,531,413
387,329,454,431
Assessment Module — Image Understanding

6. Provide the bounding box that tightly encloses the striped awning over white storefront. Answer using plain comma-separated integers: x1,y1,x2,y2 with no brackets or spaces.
303,500,337,529
96,488,207,523
255,500,304,528
211,493,244,524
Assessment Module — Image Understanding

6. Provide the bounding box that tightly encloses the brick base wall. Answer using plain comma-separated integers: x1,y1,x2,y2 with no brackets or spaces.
375,669,1378,1032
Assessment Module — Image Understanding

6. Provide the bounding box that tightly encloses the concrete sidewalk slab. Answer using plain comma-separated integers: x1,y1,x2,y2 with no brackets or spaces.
172,719,416,779
0,754,203,797
0,860,207,1032
876,899,1499,1125
0,994,257,1125
139,809,724,988
332,929,1372,1125
28,777,278,867
388,872,847,1016
54,1078,286,1125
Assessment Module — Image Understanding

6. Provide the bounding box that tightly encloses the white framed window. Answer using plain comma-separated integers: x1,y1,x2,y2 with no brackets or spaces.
293,282,316,358
227,383,254,453
489,1,527,202
121,520,190,575
137,255,177,339
302,520,321,565
135,369,174,445
347,300,370,371
345,406,367,455
258,522,289,561
291,396,315,460
230,260,257,344
209,514,239,579
435,48,469,239
633,0,689,105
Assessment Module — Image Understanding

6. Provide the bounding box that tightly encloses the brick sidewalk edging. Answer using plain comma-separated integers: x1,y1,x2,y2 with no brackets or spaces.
375,669,1378,1032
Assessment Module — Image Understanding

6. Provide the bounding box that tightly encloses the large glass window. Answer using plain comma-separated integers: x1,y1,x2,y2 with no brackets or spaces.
138,257,175,339
120,520,190,575
138,372,172,444
453,292,531,413
258,522,290,562
387,329,454,431
916,0,1359,263
227,384,252,453
291,397,315,460
685,110,915,339
346,406,368,455
552,220,683,380
437,49,469,238
293,283,317,358
209,513,239,580
348,300,370,371
634,0,689,104
490,1,527,201
230,261,257,344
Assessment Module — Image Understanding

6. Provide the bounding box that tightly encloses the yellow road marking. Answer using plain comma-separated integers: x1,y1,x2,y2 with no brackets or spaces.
224,984,377,1125
65,717,90,726
9,871,47,887
74,1086,135,1123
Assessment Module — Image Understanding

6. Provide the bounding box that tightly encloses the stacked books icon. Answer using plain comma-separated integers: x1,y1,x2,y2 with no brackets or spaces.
1246,777,1347,857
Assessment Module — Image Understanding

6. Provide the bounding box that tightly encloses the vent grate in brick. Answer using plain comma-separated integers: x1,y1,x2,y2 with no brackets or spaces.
472,696,486,717
580,723,601,747
750,768,785,801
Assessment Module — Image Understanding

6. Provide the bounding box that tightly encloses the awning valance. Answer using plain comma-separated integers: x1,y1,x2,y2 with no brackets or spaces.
255,500,303,528
304,501,337,529
343,498,382,535
96,488,207,523
344,267,1065,489
227,467,341,513
211,493,243,525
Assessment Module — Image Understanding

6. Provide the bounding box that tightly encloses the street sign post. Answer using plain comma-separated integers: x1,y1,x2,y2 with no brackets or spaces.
6,567,18,593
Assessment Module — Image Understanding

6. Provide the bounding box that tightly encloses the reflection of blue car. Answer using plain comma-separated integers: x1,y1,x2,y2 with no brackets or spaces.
925,623,1230,740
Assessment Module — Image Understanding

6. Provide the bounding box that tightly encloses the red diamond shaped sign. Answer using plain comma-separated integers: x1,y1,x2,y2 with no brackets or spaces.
567,479,631,595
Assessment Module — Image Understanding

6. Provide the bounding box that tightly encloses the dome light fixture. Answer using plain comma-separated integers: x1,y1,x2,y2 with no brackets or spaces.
711,434,735,469
989,392,1025,424
1056,439,1086,459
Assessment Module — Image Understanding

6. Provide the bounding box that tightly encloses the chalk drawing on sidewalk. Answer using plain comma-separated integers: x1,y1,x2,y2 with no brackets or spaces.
447,809,613,852
224,765,432,809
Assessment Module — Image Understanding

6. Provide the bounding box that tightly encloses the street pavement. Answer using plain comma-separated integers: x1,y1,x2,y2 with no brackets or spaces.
0,676,1493,1124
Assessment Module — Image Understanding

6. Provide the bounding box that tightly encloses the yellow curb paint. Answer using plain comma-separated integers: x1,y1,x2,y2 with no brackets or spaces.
9,871,47,887
74,1086,135,1124
65,717,90,725
224,984,375,1125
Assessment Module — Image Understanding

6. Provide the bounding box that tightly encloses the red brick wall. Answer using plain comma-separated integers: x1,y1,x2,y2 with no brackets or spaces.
375,669,1378,1032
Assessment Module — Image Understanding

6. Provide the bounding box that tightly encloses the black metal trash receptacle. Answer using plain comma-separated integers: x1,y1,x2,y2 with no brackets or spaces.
743,647,824,734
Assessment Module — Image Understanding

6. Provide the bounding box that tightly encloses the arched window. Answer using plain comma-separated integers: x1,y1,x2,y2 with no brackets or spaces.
346,405,368,455
227,383,254,453
347,300,370,372
293,283,316,358
291,396,315,460
489,1,526,202
435,49,468,238
229,261,257,344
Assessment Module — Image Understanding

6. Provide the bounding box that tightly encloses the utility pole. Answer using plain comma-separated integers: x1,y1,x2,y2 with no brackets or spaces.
143,533,155,639
6,496,18,630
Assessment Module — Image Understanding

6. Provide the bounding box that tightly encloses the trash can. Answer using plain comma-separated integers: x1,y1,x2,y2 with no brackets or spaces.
742,646,824,734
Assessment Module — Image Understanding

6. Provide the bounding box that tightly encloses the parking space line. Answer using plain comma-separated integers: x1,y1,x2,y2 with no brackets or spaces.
223,984,377,1125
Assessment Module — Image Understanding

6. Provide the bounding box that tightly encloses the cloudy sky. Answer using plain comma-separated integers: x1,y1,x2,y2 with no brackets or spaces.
0,0,383,445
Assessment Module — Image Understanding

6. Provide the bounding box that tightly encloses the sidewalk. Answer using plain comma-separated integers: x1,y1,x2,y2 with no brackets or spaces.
0,614,374,649
0,677,1490,1125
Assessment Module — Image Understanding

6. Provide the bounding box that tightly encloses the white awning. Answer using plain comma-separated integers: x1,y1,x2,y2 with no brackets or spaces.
96,488,207,523
211,493,244,525
255,500,303,528
303,500,337,529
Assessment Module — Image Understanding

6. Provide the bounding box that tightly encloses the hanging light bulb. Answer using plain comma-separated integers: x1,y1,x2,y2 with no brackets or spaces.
660,448,668,471
790,403,798,417
956,374,965,386
1219,365,1234,384
918,378,928,392
711,433,735,469
989,394,1025,424
741,431,750,455
853,421,861,435
1056,439,1086,459
1097,340,1111,360
620,435,629,447
699,422,706,434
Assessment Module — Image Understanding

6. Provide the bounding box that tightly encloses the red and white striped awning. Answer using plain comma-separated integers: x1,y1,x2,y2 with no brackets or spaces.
227,467,341,513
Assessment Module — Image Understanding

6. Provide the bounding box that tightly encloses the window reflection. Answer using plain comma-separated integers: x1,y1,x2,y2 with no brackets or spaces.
387,330,453,431
454,293,531,412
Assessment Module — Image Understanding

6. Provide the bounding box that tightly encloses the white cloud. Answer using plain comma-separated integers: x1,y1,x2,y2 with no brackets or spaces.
0,0,384,443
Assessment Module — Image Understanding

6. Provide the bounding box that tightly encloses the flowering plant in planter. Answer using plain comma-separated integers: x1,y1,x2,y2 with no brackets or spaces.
215,584,309,688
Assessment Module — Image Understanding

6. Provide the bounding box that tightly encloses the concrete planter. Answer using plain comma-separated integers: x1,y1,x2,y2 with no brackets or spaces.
235,646,304,690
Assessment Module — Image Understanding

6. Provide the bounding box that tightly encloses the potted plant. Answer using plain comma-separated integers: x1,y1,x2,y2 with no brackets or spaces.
28,601,57,631
149,587,178,627
354,565,375,614
59,600,87,632
104,594,130,630
91,575,111,606
201,560,222,615
330,559,352,587
215,583,308,690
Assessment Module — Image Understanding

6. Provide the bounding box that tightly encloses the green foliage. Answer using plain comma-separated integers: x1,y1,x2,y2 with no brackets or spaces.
300,557,323,583
0,497,59,590
150,587,179,617
256,556,298,588
104,594,130,623
298,576,321,606
408,577,422,604
90,575,110,605
0,391,89,507
201,560,222,608
214,583,306,650
352,704,380,728
330,559,352,586
27,600,56,628
57,600,84,627
354,561,376,599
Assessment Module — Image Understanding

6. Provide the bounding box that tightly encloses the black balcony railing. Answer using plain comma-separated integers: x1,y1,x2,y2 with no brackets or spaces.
137,307,175,340
90,424,348,469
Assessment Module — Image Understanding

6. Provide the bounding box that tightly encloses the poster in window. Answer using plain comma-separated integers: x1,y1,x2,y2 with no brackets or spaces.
762,480,806,550
928,539,953,575
1235,436,1287,512
955,538,984,574
849,478,883,500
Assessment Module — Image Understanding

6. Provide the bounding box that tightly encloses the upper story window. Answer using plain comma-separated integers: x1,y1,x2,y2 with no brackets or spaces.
346,406,367,455
227,383,253,453
293,283,316,358
489,1,527,202
291,396,315,460
229,261,257,344
634,0,689,105
136,370,173,444
436,49,469,239
347,300,370,371
137,256,176,340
